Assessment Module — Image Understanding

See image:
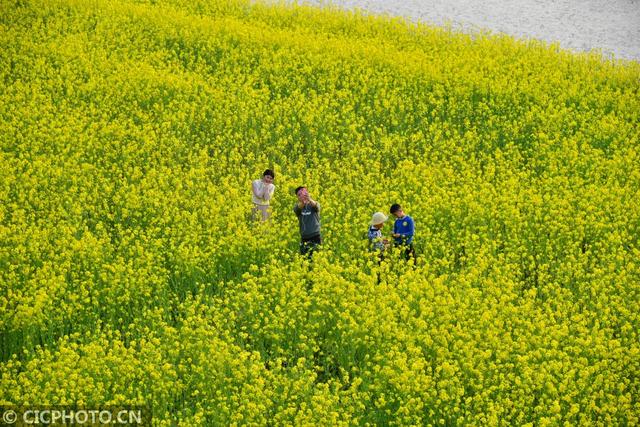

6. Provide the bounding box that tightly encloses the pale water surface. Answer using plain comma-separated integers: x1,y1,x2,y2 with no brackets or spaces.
281,0,640,61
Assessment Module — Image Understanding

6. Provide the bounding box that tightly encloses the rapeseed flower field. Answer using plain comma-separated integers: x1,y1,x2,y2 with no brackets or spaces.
1,0,639,425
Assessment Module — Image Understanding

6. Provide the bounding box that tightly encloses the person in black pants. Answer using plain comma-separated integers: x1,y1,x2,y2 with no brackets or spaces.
390,203,416,262
294,186,321,258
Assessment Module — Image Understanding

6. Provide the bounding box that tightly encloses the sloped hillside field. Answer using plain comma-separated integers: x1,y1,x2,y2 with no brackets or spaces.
1,0,638,425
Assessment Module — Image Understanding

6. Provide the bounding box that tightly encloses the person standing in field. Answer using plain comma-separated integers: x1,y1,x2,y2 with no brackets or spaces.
390,203,416,261
368,211,389,255
294,186,321,258
368,211,389,284
251,169,276,221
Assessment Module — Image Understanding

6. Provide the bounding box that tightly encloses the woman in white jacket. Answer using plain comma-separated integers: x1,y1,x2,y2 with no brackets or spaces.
251,169,276,221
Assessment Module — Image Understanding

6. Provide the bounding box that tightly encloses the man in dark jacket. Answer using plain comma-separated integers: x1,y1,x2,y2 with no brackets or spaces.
294,186,321,258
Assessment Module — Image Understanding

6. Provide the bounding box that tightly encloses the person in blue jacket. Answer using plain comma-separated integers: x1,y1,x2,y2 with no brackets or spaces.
390,203,416,261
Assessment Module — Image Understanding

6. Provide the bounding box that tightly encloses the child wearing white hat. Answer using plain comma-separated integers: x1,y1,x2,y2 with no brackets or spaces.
368,211,389,253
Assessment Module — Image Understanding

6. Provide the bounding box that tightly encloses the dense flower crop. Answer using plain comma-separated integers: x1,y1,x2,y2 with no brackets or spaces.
1,0,639,424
